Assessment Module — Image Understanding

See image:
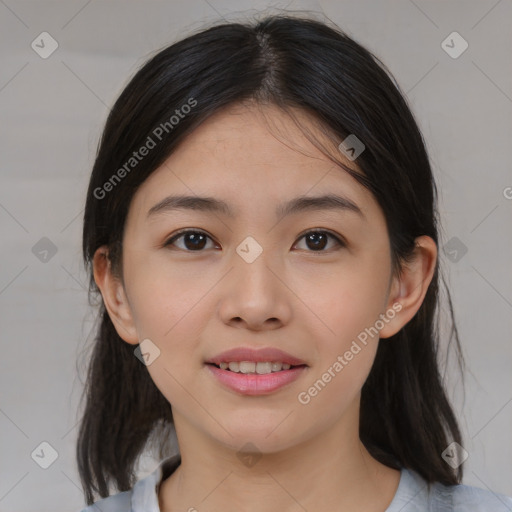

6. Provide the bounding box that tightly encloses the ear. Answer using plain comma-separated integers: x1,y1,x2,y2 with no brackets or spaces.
92,245,139,345
379,235,437,339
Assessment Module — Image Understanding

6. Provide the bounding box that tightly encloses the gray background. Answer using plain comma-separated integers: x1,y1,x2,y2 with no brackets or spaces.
0,0,511,510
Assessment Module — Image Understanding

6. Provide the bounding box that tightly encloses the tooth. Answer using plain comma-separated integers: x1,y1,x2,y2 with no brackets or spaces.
239,361,256,374
228,362,240,372
220,361,294,373
256,362,272,374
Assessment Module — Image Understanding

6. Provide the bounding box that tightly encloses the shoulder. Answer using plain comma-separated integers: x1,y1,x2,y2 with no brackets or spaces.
388,468,512,511
440,480,512,511
79,490,131,512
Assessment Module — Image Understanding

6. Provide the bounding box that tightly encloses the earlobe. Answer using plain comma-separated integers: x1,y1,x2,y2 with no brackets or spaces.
92,246,139,345
379,236,437,339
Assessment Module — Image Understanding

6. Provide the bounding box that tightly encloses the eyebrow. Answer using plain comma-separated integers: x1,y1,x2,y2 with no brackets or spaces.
147,193,364,221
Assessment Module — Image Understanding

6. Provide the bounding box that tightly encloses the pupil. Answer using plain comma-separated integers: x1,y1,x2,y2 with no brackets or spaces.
185,233,206,250
306,232,327,250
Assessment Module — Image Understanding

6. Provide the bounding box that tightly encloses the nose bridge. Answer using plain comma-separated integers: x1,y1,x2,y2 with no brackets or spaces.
234,233,277,294
217,232,290,329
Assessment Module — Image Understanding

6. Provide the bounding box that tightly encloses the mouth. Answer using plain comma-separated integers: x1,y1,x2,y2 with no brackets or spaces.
204,347,308,395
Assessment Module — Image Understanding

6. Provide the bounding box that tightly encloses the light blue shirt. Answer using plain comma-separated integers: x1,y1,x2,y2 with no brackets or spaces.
79,454,512,511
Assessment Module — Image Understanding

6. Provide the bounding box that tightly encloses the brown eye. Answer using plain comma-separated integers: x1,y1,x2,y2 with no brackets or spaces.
294,230,344,252
164,230,216,251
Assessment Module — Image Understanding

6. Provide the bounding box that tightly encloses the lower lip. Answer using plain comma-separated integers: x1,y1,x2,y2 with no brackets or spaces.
206,364,307,395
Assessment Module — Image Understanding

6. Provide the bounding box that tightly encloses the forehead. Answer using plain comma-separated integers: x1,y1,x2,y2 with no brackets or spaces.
128,103,383,226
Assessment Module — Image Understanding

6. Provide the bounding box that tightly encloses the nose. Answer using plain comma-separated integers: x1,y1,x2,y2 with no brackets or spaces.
217,244,292,331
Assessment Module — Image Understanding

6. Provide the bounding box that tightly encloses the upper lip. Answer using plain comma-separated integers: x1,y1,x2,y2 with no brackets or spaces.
206,347,307,366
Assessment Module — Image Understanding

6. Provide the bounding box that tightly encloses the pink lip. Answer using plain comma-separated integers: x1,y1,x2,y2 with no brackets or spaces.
206,347,307,366
206,364,307,395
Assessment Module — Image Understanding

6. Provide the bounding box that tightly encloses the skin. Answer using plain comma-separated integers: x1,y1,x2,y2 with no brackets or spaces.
93,101,437,512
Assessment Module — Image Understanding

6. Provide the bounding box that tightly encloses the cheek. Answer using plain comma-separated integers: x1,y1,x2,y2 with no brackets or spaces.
125,250,216,342
301,254,390,348
294,254,389,406
128,271,211,414
297,283,383,418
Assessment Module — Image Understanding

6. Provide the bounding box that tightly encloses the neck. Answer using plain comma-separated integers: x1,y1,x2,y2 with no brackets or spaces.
159,408,400,512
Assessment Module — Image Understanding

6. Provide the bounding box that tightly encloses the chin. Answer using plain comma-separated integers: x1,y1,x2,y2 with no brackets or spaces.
212,421,302,455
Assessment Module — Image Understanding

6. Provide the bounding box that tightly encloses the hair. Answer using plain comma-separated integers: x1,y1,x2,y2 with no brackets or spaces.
77,13,465,505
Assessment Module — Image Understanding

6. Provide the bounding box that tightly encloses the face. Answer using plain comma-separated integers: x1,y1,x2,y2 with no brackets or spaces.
107,102,404,455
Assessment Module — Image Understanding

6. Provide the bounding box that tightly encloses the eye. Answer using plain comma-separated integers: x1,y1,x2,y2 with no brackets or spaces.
163,229,344,252
293,229,344,252
164,229,218,251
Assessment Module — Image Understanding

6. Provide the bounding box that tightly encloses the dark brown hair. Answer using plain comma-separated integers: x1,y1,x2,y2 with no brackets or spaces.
77,13,464,505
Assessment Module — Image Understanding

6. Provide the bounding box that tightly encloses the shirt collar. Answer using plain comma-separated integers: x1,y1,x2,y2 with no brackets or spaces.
131,454,182,512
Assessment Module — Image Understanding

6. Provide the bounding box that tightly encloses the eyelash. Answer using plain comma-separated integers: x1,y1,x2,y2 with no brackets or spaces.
163,228,345,253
